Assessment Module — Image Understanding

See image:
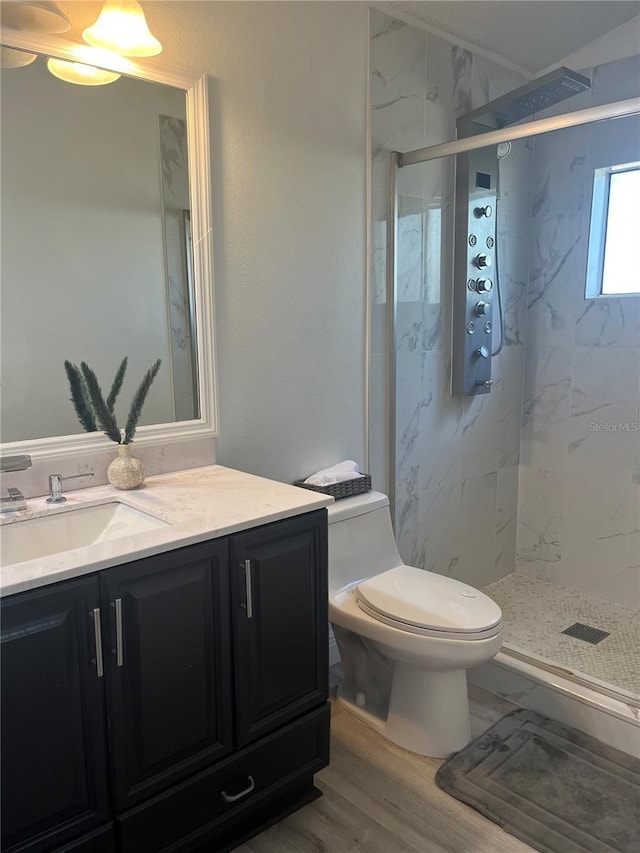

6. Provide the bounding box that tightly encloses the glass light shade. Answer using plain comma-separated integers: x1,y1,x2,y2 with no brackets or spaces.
1,2,70,34
82,1,162,57
0,47,38,68
47,57,121,86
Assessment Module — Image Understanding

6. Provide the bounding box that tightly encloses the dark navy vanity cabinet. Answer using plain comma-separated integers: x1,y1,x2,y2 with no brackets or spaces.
1,510,329,853
1,577,112,852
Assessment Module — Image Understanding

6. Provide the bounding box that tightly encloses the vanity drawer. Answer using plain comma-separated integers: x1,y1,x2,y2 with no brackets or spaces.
116,704,330,853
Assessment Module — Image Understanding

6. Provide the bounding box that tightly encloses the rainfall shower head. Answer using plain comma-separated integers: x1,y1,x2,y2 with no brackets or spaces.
459,67,591,132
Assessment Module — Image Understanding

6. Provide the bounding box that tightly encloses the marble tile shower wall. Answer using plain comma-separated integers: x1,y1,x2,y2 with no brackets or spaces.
516,55,640,609
369,10,531,589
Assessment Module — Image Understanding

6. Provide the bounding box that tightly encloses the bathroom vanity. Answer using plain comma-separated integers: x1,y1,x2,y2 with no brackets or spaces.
0,466,332,853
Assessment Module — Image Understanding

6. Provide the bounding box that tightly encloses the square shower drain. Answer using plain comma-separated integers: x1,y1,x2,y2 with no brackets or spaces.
562,622,610,644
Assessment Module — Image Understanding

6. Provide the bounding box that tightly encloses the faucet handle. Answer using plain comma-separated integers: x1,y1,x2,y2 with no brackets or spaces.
1,487,27,513
47,472,94,504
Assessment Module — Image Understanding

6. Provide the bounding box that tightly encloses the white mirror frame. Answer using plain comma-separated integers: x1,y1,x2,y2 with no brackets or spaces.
0,28,218,462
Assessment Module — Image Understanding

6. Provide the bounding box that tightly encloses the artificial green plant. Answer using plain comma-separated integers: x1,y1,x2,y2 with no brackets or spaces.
64,357,162,445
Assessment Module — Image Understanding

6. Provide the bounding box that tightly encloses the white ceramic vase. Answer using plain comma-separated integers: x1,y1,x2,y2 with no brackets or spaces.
107,444,145,490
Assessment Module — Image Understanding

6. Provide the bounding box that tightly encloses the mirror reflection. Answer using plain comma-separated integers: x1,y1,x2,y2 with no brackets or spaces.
0,54,199,443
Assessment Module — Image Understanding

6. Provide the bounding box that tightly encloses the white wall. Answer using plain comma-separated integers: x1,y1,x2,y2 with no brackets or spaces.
147,1,369,484
1,1,368,494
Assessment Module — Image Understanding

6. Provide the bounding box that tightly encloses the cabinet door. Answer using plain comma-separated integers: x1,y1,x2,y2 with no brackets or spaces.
53,824,115,853
1,578,110,853
101,541,233,811
231,510,328,746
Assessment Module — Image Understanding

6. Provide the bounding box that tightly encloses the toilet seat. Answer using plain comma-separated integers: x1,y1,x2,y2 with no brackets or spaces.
355,566,502,641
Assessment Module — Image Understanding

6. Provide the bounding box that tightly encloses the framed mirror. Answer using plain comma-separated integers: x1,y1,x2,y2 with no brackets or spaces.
0,28,217,461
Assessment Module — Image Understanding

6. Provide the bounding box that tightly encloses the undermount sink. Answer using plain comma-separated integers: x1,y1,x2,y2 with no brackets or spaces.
0,502,169,566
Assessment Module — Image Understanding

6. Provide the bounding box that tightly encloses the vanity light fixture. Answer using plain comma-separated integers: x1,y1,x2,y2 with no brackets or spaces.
0,46,38,68
82,1,162,57
0,1,70,34
46,57,121,86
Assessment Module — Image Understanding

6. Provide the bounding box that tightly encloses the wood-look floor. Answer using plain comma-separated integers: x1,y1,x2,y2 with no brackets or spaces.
236,686,535,853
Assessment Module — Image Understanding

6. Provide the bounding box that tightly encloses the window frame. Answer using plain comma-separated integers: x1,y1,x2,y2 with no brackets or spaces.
585,161,640,299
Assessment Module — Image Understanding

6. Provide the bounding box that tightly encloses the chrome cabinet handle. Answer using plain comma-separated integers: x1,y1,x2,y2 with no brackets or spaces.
220,775,255,803
114,598,124,667
91,608,104,678
244,559,253,619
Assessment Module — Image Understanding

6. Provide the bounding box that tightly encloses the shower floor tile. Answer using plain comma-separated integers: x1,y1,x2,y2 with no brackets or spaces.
484,573,640,699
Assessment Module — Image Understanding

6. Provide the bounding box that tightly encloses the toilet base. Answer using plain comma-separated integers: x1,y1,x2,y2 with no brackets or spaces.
337,664,471,758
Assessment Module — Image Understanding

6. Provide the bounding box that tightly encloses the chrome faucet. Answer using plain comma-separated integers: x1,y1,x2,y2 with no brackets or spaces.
0,455,32,512
47,473,94,504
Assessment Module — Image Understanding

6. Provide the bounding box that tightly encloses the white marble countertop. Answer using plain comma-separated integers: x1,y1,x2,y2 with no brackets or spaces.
0,465,333,597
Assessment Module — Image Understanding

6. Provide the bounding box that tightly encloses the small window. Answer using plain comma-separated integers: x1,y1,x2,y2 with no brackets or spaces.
585,162,640,298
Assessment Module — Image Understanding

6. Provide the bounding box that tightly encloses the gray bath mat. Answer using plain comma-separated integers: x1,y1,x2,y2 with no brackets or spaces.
435,709,640,853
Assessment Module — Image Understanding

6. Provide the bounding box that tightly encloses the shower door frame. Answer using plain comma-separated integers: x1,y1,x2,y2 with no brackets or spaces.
384,95,640,526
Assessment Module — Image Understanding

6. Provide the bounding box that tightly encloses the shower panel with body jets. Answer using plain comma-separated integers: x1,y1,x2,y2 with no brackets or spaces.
452,67,591,395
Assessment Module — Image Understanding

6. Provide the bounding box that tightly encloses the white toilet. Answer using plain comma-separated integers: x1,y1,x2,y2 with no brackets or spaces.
328,491,502,758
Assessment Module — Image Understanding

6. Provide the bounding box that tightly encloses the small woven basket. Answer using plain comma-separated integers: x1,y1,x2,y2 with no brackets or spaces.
294,473,372,500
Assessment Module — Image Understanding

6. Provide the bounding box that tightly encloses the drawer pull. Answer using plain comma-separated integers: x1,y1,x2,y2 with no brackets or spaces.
220,775,255,803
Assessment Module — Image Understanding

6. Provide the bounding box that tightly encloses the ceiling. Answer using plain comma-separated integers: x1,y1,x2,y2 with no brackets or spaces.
3,2,639,77
387,1,640,74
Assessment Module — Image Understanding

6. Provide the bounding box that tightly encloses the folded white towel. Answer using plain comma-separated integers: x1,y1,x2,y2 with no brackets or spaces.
303,460,363,487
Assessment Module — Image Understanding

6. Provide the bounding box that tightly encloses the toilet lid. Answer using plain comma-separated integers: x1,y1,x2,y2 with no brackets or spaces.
355,566,502,634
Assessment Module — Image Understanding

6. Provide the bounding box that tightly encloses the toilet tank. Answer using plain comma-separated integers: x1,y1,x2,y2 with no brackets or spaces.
327,491,403,595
